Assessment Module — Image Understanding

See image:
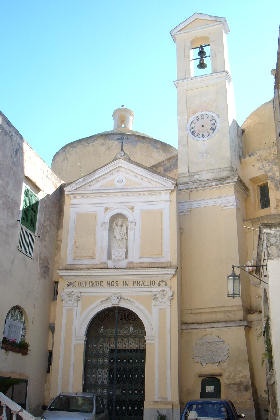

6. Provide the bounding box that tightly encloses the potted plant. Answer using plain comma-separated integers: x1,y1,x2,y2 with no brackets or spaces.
1,337,29,355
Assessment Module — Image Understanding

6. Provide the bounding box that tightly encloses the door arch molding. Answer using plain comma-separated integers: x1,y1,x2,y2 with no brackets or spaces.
76,294,154,343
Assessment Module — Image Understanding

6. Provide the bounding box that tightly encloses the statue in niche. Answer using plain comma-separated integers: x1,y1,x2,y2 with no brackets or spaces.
109,215,128,262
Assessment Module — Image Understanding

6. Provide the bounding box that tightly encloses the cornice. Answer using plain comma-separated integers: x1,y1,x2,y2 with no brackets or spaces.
178,194,237,214
181,320,249,330
170,14,229,41
58,267,177,281
65,158,175,195
174,71,231,90
178,170,238,190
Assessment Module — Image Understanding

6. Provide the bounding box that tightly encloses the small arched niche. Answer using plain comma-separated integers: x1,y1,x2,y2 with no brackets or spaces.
108,213,128,267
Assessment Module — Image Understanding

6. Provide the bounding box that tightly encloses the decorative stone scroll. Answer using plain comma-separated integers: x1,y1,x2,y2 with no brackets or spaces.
152,287,173,306
193,335,229,366
61,290,81,307
110,294,122,306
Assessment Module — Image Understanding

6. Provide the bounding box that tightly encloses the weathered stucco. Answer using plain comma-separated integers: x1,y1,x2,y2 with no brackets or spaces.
0,112,63,414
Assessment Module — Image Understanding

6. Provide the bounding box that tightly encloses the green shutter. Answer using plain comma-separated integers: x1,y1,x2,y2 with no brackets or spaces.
21,188,39,233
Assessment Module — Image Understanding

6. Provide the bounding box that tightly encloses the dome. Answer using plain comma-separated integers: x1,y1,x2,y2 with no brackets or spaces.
51,107,177,183
241,100,276,156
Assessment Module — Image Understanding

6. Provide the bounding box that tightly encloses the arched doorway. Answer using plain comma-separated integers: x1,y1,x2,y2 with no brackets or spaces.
83,307,146,419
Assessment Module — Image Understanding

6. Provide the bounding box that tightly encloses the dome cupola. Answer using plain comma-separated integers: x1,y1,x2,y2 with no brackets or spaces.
112,106,134,130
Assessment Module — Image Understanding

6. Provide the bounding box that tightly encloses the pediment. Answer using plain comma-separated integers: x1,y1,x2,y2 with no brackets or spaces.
170,13,229,41
65,158,175,194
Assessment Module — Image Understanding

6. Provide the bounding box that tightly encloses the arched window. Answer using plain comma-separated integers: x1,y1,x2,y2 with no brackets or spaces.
3,306,26,343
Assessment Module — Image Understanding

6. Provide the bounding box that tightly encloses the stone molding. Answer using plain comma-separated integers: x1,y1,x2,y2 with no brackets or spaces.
65,158,176,195
152,287,173,306
58,267,177,281
174,71,231,91
170,13,229,41
61,290,81,307
182,320,249,330
178,195,237,214
76,294,154,343
178,171,238,190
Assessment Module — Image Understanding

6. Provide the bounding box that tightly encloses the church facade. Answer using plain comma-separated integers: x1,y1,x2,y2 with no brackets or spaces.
1,13,280,420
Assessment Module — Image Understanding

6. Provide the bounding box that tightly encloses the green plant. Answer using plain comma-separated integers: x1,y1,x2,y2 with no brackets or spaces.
1,337,29,355
262,317,273,370
157,410,167,420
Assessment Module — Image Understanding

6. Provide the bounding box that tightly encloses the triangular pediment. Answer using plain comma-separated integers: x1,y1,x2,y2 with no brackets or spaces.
170,13,229,41
65,158,175,194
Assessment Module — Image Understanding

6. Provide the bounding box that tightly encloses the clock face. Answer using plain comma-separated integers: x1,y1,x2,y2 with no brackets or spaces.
187,112,219,140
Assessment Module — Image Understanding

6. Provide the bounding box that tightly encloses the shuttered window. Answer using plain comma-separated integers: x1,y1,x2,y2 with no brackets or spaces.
18,186,39,258
21,187,39,233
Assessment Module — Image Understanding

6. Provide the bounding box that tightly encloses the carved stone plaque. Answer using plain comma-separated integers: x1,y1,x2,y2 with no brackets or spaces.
193,335,229,366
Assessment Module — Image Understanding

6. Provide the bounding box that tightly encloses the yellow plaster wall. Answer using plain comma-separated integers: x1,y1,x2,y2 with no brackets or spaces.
61,309,73,390
180,327,253,411
140,209,163,257
158,308,167,399
73,212,97,259
72,343,84,391
180,204,241,319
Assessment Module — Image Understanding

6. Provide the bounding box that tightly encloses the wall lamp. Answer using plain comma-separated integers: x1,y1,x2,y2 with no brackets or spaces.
227,264,268,298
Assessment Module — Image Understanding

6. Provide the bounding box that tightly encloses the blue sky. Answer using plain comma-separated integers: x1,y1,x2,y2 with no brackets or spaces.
1,1,279,166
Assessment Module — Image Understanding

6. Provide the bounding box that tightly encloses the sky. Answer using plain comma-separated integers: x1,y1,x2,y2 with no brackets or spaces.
0,1,279,166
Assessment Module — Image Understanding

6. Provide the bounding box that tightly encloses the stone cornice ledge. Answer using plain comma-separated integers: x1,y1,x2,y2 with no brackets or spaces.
58,267,177,281
181,320,249,330
174,71,231,90
178,170,238,190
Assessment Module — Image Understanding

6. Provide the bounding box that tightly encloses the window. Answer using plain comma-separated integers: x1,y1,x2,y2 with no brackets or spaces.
18,186,39,258
53,281,59,301
259,182,270,209
3,306,26,343
21,187,39,233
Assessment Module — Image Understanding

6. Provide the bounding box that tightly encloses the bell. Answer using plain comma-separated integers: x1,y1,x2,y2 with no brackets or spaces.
197,45,207,69
198,45,206,58
197,58,207,69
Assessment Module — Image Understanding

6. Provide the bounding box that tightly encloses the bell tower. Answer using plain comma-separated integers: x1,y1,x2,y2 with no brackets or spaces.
171,13,240,185
172,14,255,415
